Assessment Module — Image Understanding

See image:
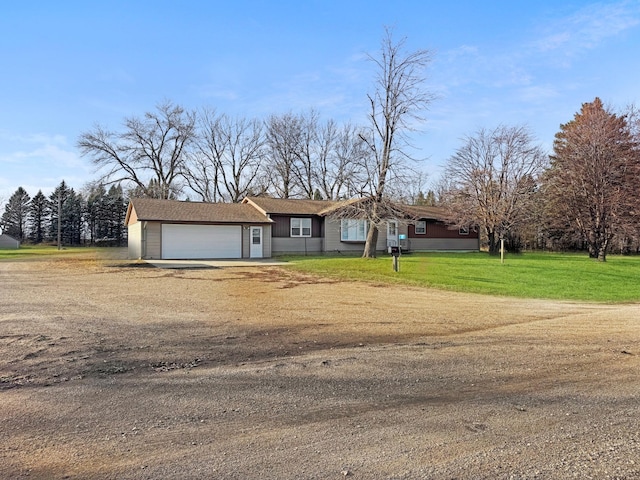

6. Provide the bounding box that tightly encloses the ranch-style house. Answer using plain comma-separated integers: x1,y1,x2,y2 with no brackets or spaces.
125,197,479,260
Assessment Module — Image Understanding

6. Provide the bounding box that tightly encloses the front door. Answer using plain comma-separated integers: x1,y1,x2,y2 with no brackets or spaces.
387,220,398,248
250,226,263,258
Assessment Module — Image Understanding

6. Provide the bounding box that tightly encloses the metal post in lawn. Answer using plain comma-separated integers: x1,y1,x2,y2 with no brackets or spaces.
500,237,505,264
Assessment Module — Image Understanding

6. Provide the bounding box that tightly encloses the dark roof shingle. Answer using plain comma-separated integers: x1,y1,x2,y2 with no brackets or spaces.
128,198,273,224
244,196,338,215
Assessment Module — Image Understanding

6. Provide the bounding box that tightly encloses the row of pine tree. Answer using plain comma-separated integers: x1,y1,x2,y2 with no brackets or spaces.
1,181,127,246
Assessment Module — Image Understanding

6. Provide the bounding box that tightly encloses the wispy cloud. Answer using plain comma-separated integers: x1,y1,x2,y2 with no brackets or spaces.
435,1,640,96
532,1,640,57
0,132,82,168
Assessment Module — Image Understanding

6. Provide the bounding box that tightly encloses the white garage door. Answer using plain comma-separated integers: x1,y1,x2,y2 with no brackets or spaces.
162,224,242,259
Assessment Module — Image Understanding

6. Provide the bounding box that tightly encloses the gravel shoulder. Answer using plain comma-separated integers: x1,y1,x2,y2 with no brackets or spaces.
1,252,639,479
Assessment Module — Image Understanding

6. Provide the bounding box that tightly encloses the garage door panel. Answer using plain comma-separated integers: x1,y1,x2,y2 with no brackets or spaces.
162,224,241,259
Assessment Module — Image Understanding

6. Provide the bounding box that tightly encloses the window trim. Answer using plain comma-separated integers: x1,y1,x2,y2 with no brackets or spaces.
290,217,312,237
341,219,368,242
415,220,427,235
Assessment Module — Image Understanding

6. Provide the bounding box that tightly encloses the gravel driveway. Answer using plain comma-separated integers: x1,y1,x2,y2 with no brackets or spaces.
1,252,639,479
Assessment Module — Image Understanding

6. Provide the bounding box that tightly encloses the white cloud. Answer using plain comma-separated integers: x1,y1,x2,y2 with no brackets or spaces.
532,1,640,56
0,132,84,169
195,84,240,101
0,130,93,202
516,84,561,102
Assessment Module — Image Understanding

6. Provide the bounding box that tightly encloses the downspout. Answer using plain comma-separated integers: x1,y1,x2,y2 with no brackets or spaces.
142,221,147,259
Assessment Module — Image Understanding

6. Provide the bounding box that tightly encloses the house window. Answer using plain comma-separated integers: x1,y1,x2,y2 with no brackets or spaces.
415,220,427,235
341,219,368,242
459,226,469,235
291,218,311,237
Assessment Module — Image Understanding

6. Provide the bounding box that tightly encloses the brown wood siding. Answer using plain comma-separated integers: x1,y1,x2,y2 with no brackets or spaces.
408,220,479,239
271,215,322,238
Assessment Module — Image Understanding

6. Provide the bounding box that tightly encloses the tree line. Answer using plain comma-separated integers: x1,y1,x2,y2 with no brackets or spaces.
2,29,433,257
76,29,434,258
76,102,429,205
3,29,639,261
1,181,127,246
438,98,640,260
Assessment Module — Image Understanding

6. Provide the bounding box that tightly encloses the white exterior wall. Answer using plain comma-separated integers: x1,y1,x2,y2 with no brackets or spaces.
127,222,142,259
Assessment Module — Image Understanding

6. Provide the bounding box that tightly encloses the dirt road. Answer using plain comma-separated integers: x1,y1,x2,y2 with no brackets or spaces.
1,252,639,479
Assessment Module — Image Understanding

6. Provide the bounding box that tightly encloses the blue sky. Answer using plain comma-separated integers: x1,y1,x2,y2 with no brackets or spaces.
1,0,639,206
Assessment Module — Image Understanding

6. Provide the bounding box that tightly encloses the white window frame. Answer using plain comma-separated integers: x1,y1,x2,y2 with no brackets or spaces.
459,226,469,235
415,220,427,235
341,219,368,242
291,218,312,237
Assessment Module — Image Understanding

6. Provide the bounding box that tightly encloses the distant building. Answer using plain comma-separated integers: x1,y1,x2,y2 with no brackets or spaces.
0,233,20,249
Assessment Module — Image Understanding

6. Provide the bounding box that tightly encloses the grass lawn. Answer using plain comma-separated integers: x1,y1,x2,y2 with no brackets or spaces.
284,252,640,303
0,245,99,260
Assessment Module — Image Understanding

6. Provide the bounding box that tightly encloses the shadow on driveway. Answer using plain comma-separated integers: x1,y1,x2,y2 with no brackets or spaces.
146,259,290,269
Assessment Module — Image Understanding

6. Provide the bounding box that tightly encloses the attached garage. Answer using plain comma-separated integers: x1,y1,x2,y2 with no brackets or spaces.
161,224,241,259
125,198,273,260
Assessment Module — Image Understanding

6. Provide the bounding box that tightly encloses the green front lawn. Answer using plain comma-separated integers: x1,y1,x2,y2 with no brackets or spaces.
284,252,640,303
0,245,98,260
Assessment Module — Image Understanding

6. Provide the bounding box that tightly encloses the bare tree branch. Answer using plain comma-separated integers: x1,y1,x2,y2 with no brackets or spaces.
77,101,196,199
359,27,435,257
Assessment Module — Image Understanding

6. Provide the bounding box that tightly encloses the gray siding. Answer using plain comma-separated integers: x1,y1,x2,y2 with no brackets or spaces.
263,225,272,257
0,234,19,249
323,219,387,254
241,224,272,258
145,221,162,259
128,222,142,259
272,237,323,255
242,227,248,258
407,237,480,251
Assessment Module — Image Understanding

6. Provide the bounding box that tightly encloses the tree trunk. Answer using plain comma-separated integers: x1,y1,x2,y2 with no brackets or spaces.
487,230,499,255
597,238,610,262
362,225,379,258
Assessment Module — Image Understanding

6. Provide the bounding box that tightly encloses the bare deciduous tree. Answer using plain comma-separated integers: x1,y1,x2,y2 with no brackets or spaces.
357,28,434,257
543,98,640,261
439,125,546,255
264,112,304,198
78,101,196,199
314,121,369,200
185,109,265,203
291,110,319,199
385,168,430,205
183,108,223,203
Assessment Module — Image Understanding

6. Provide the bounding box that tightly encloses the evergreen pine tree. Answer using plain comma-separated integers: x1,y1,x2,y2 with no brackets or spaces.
28,190,49,243
1,187,31,241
